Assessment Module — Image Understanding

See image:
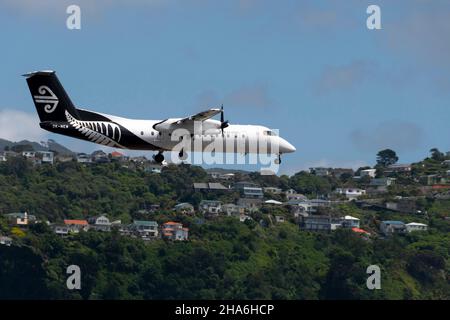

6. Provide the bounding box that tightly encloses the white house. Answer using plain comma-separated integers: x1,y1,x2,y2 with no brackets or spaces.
199,200,222,215
309,167,330,176
360,169,376,178
0,236,12,246
88,215,111,231
40,151,54,164
130,220,159,238
264,187,283,194
405,222,428,233
340,215,360,228
335,188,366,200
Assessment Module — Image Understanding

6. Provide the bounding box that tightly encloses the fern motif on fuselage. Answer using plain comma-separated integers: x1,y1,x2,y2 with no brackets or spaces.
65,111,124,148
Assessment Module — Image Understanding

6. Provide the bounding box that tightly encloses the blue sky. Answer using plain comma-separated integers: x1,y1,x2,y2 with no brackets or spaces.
1,0,450,175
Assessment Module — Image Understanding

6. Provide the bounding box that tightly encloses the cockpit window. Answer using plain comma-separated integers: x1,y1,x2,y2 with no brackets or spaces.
263,130,277,136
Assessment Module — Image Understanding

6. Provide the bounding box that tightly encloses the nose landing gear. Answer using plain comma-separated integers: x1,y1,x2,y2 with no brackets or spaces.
274,154,282,165
178,148,188,161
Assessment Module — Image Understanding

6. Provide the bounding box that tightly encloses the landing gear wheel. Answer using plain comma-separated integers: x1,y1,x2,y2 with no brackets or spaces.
274,154,281,165
154,152,164,164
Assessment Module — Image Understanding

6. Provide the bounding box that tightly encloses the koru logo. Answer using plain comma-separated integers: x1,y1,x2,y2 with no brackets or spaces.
33,86,59,113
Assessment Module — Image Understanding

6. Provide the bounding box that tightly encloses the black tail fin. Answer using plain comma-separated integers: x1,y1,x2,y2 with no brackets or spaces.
23,70,81,122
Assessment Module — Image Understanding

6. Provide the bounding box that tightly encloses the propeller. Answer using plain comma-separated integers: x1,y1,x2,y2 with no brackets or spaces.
220,104,229,136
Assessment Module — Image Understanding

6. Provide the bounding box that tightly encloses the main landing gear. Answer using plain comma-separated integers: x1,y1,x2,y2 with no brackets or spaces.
153,151,164,164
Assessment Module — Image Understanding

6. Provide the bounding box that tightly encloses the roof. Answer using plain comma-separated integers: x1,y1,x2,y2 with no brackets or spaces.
111,151,124,157
193,182,228,190
265,199,283,205
163,221,182,226
174,202,193,208
343,215,360,220
405,222,427,227
133,220,158,227
382,220,405,225
352,227,370,235
64,219,88,225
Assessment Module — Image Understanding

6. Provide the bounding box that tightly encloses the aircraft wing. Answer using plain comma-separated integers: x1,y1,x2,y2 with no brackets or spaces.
153,108,221,132
178,108,221,124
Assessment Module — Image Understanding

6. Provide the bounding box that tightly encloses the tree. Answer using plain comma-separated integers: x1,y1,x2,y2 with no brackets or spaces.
429,148,444,161
376,149,398,167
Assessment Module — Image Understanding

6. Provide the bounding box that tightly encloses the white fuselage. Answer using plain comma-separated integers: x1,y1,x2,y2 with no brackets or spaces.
100,112,296,154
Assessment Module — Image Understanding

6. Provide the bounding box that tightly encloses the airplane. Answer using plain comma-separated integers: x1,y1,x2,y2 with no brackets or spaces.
23,70,296,165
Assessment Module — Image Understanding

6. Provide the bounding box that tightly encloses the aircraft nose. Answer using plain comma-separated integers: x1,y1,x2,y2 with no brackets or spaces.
279,138,296,153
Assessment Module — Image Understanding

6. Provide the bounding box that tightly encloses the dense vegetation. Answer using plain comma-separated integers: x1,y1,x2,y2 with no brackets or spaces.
0,157,449,299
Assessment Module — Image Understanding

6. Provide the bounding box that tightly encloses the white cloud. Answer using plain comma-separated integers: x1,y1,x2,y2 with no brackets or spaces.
0,109,48,142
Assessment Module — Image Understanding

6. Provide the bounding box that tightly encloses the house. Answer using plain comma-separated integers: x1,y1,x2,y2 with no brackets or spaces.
92,150,109,163
301,215,342,231
4,212,36,226
161,222,189,241
76,153,92,163
288,200,313,217
351,228,371,236
0,152,7,162
370,177,396,187
340,215,360,228
335,188,366,200
420,175,448,186
54,225,70,236
265,199,283,205
199,200,222,216
222,203,245,216
275,215,285,223
442,160,450,166
380,220,406,236
234,181,264,198
309,167,330,176
237,198,262,211
22,151,36,158
405,222,428,233
330,168,354,179
64,219,89,233
360,169,376,178
385,199,417,213
111,151,126,161
40,151,54,164
88,215,111,231
130,220,159,238
285,188,297,195
263,187,282,195
239,214,252,222
144,165,162,174
207,171,234,180
385,164,412,174
55,154,74,163
0,236,12,246
193,182,229,192
173,202,194,214
286,192,308,201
